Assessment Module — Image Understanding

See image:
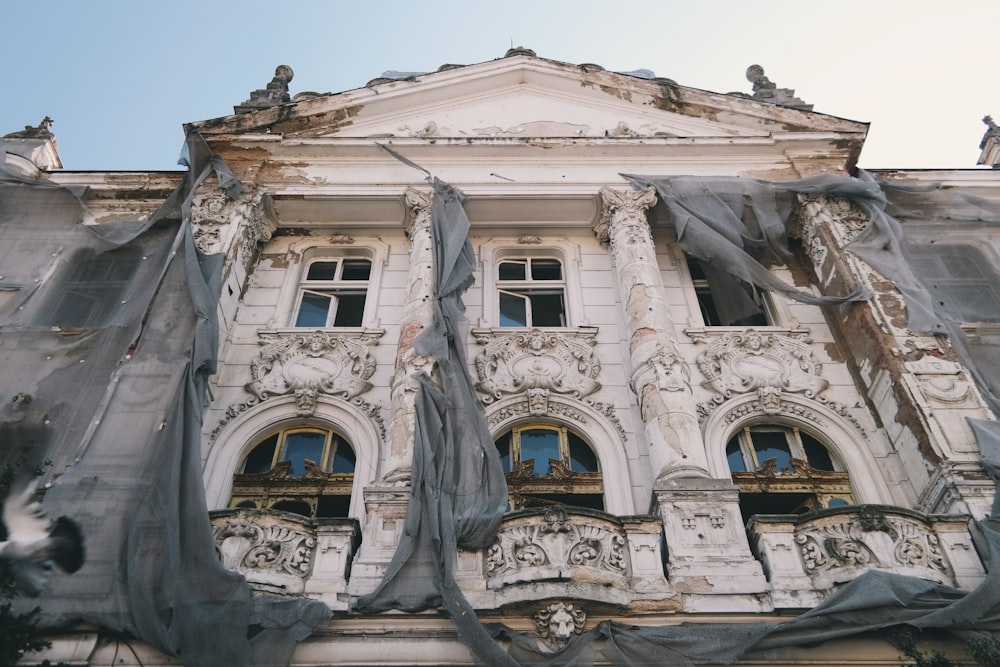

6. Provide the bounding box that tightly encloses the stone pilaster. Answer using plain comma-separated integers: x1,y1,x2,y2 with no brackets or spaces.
596,187,709,480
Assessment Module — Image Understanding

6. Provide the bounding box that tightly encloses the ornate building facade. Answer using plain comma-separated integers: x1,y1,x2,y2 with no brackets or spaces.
4,50,1000,665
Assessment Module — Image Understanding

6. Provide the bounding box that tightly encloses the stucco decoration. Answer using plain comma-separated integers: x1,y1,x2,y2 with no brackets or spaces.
189,184,275,257
485,508,628,589
245,330,380,416
212,510,316,594
473,328,601,404
694,328,826,400
533,601,587,651
794,507,954,588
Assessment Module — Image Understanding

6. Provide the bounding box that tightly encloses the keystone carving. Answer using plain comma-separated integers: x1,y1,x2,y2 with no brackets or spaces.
533,601,587,651
246,330,379,416
485,508,628,587
473,328,601,404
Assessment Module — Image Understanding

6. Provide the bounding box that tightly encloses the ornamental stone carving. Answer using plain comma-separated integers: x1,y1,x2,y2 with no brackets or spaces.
246,330,380,416
473,328,601,404
533,601,587,651
213,510,316,594
793,507,953,588
485,508,628,589
695,328,827,400
190,185,276,257
191,189,232,254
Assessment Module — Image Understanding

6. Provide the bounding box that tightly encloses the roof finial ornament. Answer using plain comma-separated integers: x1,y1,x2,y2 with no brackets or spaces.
235,65,294,114
3,116,55,139
979,116,1000,168
505,46,536,58
744,64,812,111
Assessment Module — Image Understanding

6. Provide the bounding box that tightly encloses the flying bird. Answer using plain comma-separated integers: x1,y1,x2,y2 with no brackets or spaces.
0,478,84,596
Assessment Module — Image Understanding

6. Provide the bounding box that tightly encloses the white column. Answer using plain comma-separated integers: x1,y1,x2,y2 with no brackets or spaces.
596,187,709,480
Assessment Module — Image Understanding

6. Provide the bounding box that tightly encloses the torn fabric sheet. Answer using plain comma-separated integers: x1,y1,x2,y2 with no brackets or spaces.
354,179,512,665
0,130,328,667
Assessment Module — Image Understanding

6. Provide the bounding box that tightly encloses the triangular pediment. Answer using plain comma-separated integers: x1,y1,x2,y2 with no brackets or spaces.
194,56,866,142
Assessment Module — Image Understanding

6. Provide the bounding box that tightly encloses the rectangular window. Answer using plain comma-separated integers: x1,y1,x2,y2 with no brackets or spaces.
294,258,371,328
44,247,141,328
687,256,768,327
907,244,1000,323
497,258,566,327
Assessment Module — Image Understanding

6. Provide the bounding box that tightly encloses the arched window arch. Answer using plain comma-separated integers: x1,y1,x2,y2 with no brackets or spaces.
725,422,855,521
229,424,356,518
495,424,603,511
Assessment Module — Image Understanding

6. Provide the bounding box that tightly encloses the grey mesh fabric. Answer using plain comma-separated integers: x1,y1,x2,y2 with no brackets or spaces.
354,179,514,665
0,131,328,667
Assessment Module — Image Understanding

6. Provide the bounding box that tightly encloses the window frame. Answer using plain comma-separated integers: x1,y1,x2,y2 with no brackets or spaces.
293,257,372,328
229,425,357,519
685,255,773,328
496,256,567,328
496,424,603,511
726,423,855,515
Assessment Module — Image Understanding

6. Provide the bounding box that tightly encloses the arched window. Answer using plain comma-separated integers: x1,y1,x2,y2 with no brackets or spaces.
229,426,356,518
495,424,603,511
726,423,854,521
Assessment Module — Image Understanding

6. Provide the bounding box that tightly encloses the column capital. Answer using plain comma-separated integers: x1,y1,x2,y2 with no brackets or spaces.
404,187,433,238
595,186,657,243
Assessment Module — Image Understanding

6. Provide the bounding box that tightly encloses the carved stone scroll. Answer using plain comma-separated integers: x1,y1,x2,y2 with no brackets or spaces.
245,330,379,416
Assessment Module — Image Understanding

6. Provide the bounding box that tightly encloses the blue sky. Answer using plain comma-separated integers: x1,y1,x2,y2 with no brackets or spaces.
3,1,997,171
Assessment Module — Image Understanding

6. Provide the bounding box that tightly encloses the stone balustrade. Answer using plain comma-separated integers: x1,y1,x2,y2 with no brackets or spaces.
749,505,986,608
210,508,360,609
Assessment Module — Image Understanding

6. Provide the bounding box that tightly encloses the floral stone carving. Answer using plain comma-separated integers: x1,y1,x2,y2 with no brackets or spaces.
485,508,628,589
212,509,316,594
793,507,953,588
534,601,586,651
696,328,827,399
473,328,601,404
246,330,379,416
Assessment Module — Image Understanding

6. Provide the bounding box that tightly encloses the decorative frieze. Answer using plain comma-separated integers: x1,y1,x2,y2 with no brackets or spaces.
472,328,601,404
485,508,628,589
246,330,379,416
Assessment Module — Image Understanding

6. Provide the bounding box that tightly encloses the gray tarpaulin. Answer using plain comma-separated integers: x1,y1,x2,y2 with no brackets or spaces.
0,131,328,667
354,178,513,665
469,174,1000,664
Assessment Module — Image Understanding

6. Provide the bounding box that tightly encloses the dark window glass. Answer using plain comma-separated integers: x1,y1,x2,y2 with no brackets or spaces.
296,292,332,327
272,500,312,517
531,259,562,281
520,429,560,475
802,433,835,471
495,432,511,471
530,293,566,326
331,439,357,473
306,261,339,281
499,261,526,281
282,431,326,476
332,293,366,327
242,435,278,473
568,433,598,472
341,260,371,281
499,292,528,327
726,441,747,472
48,248,141,327
317,495,351,518
752,431,793,472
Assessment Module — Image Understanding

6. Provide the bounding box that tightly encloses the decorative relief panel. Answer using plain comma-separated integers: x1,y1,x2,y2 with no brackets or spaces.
905,359,979,408
209,330,385,442
485,508,628,589
246,330,379,416
473,328,601,404
190,185,276,257
212,510,316,594
534,602,587,651
793,506,953,588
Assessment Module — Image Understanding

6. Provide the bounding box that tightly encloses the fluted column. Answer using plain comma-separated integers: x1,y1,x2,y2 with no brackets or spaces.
380,187,436,484
596,187,709,480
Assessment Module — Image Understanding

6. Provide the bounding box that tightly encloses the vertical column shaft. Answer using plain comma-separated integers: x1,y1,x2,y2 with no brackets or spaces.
597,187,709,480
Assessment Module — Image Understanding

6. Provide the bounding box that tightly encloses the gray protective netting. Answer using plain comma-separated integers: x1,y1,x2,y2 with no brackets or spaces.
354,179,515,665
0,131,328,667
444,173,1000,664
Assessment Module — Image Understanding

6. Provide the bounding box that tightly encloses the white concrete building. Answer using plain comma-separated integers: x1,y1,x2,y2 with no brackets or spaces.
6,49,1000,665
